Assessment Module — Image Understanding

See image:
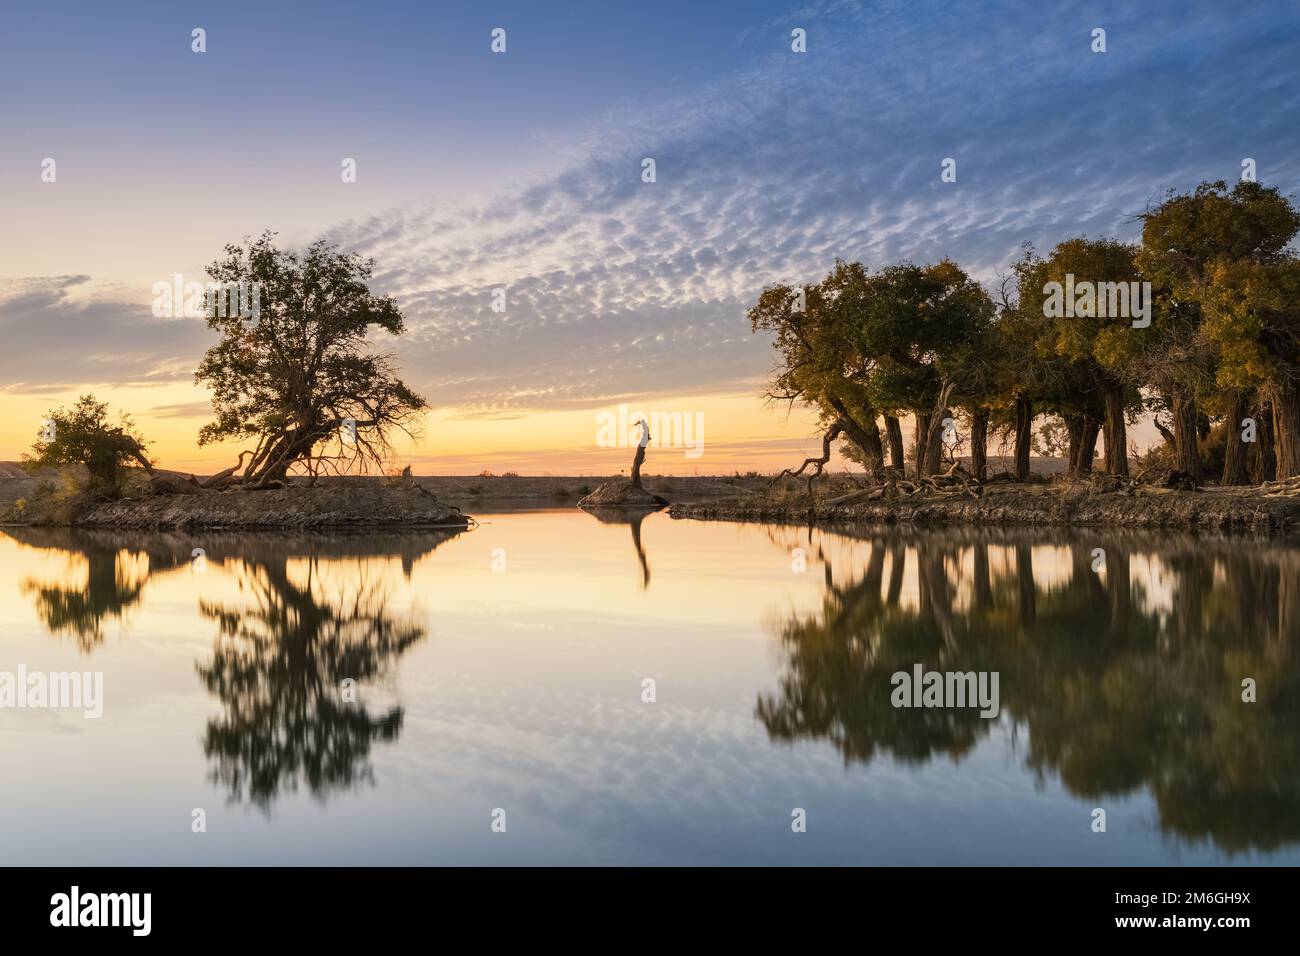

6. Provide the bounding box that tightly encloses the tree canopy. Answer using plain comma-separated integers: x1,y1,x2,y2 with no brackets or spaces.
23,394,152,497
195,232,427,486
750,258,993,480
751,178,1300,485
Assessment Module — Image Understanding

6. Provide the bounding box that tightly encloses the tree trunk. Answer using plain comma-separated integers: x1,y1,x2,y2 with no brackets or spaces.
918,548,953,629
913,410,931,479
1251,399,1276,483
1103,387,1129,477
970,410,988,481
1170,391,1199,479
1014,395,1033,481
1170,556,1205,641
884,415,905,471
828,397,884,475
1273,383,1300,479
1221,391,1249,486
1072,544,1106,603
1153,418,1176,453
1065,413,1085,476
1076,418,1101,475
886,545,905,606
925,407,950,475
630,421,648,488
774,422,843,495
1280,552,1300,643
250,430,307,485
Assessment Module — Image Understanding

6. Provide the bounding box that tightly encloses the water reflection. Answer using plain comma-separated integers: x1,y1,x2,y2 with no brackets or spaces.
6,528,461,810
579,505,662,588
757,527,1300,853
8,527,151,650
197,551,427,810
6,518,1300,859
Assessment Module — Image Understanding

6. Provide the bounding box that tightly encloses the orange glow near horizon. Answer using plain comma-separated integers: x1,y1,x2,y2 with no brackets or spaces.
0,383,839,476
1,383,1165,477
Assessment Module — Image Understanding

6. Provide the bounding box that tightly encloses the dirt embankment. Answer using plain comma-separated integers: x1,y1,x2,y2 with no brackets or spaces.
0,466,470,530
73,483,470,531
669,483,1300,535
0,464,759,528
576,480,669,508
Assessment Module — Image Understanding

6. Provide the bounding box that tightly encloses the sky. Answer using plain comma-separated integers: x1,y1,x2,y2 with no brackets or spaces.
1,0,1298,474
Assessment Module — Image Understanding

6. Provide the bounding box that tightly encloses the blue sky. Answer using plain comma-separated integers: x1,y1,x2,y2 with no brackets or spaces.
1,0,1298,466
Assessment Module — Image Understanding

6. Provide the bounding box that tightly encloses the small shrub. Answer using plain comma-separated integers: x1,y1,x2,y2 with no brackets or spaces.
23,394,151,499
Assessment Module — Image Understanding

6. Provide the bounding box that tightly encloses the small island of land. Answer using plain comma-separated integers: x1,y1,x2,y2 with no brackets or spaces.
0,464,469,531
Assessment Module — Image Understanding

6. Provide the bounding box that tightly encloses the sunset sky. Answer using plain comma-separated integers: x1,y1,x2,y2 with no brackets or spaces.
2,0,1298,474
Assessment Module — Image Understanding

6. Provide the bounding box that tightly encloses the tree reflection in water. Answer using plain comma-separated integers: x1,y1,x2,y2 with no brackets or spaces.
6,527,458,811
579,505,663,589
10,528,150,651
193,532,463,810
757,528,1300,854
197,553,427,811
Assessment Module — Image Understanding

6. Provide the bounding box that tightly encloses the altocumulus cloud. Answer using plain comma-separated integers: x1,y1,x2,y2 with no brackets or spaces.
321,0,1300,415
6,1,1297,414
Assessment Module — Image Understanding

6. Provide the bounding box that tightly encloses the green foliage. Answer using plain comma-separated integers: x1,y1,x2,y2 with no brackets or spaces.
749,258,993,473
1133,180,1300,400
1205,257,1300,393
23,394,151,497
749,181,1300,480
1137,180,1300,291
748,260,875,424
851,259,995,415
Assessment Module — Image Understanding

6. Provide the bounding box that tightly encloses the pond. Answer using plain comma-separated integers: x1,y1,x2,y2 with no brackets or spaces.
2,509,1297,864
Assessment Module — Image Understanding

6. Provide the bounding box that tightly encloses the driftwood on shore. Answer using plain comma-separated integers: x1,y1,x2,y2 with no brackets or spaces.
1261,475,1300,498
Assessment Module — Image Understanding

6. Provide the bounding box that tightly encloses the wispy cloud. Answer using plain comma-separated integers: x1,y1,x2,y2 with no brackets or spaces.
0,276,208,392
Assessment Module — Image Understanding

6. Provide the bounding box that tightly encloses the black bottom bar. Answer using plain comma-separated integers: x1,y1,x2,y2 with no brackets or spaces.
0,866,1282,941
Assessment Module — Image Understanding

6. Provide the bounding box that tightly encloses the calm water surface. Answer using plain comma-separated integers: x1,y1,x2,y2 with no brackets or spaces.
2,508,1298,865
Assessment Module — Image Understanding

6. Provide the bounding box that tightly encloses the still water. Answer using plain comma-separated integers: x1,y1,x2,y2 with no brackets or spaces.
2,508,1298,865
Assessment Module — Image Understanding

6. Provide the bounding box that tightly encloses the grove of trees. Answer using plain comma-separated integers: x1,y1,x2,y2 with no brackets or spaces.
752,180,1300,485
